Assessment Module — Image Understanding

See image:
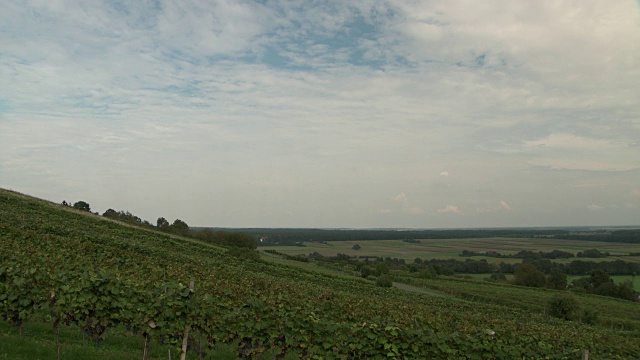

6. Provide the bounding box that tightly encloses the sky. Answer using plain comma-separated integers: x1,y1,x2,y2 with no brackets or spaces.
1,0,640,229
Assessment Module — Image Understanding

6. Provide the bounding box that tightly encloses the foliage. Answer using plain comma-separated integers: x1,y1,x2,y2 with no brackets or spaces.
103,209,151,227
1,189,640,359
487,273,507,282
72,201,91,212
156,217,170,229
581,308,599,325
577,249,609,258
546,293,580,321
513,263,547,288
227,247,261,261
375,275,393,288
169,219,189,236
570,269,637,301
195,229,257,249
418,267,438,280
547,268,567,290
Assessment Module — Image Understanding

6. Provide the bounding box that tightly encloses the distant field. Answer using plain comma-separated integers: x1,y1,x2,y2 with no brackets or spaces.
260,238,640,264
460,273,640,291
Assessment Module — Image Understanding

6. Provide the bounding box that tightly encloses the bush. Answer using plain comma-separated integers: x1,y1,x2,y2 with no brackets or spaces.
546,293,580,321
418,267,437,279
581,308,599,325
375,275,393,288
228,247,261,261
513,263,547,288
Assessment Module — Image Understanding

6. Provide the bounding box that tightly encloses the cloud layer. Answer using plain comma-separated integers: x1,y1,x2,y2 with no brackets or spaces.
1,0,639,227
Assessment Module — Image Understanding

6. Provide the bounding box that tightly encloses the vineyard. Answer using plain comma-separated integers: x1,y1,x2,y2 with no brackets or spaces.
1,189,639,359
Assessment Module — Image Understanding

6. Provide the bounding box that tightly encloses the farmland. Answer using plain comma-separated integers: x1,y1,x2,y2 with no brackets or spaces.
260,238,640,264
2,188,640,358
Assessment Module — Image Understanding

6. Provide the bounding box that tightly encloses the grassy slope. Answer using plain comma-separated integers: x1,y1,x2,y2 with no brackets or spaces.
1,188,639,358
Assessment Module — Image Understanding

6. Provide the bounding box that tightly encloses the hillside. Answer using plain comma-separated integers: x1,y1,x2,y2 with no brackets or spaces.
1,188,639,359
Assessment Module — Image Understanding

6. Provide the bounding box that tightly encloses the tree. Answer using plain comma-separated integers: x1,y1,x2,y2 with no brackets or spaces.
418,267,437,279
547,268,568,290
546,293,580,321
352,244,361,250
589,269,611,288
102,209,118,219
225,232,257,249
72,201,91,212
513,263,547,288
375,275,393,288
169,219,189,236
489,273,507,282
156,217,170,229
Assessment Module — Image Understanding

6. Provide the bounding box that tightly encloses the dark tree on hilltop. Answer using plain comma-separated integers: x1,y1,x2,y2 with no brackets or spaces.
156,217,170,229
72,201,91,212
169,219,189,236
103,209,118,218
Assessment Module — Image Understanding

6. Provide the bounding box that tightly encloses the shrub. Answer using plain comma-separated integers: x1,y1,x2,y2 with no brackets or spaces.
228,247,261,261
375,275,393,288
546,293,580,321
581,308,599,325
418,267,437,279
513,263,547,288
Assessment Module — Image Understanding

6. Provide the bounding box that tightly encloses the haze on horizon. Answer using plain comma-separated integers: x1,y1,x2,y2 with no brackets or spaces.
1,1,640,229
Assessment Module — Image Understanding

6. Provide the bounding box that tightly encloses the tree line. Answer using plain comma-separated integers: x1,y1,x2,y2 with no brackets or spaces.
62,200,256,249
219,227,640,245
460,248,612,259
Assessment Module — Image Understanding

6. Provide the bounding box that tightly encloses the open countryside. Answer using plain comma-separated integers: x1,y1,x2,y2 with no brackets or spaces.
2,189,640,359
261,238,640,263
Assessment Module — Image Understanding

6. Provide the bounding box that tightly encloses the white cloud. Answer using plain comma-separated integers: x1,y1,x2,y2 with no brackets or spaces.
475,200,513,213
632,189,640,198
392,192,409,207
499,201,512,211
1,0,639,228
438,205,463,215
523,134,640,171
587,204,604,211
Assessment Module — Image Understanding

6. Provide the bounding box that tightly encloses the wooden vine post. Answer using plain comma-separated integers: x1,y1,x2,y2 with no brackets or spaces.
180,278,195,360
50,289,61,360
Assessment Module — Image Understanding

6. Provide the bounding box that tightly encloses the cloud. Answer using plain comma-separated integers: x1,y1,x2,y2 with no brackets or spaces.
523,134,640,171
1,1,639,228
632,189,640,198
475,200,513,213
587,204,604,211
389,192,424,215
392,192,409,206
438,205,462,215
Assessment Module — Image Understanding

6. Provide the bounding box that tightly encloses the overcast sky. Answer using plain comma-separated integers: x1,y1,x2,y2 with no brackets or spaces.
1,1,639,228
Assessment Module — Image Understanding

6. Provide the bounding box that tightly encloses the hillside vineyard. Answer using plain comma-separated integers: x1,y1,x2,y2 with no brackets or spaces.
1,189,639,358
